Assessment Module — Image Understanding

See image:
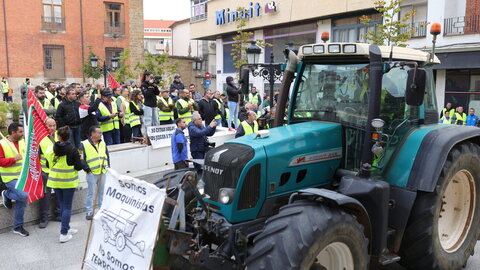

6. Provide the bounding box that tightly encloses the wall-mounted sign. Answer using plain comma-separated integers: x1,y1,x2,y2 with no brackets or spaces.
215,1,277,25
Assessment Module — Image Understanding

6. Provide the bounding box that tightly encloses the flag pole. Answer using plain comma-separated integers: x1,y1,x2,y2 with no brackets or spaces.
81,157,106,269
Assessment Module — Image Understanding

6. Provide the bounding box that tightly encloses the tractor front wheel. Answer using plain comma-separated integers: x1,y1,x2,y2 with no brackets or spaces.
400,142,480,269
246,201,369,270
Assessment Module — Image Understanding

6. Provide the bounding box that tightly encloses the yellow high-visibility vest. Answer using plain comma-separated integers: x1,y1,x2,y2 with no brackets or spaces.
1,81,9,93
81,140,107,174
0,138,25,183
177,99,192,124
123,100,131,125
214,98,222,120
241,120,258,135
128,101,141,128
39,135,57,174
53,97,62,109
248,93,259,105
45,90,54,100
454,112,467,125
46,148,78,189
98,102,120,132
158,97,174,121
38,98,51,110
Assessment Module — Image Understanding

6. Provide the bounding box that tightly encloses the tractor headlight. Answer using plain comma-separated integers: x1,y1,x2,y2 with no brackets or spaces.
219,188,235,204
197,180,205,195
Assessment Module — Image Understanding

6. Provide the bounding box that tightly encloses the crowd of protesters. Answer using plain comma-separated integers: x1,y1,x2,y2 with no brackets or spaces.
439,102,480,126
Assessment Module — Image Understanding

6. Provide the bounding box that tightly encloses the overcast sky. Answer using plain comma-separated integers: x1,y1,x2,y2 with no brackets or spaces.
144,0,190,21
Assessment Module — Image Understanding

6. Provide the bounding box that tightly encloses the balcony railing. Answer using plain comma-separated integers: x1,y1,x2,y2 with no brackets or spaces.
42,16,65,31
400,21,427,38
191,1,207,23
104,22,125,37
444,15,480,35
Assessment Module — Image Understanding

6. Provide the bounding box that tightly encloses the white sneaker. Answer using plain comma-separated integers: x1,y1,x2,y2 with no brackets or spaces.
59,234,73,243
68,228,78,235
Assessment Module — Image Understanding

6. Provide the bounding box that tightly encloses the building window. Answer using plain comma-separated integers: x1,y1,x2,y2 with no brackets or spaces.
332,14,382,43
43,45,65,79
400,1,428,37
264,23,317,63
42,0,65,31
105,3,125,36
222,35,253,74
191,0,208,23
105,47,123,69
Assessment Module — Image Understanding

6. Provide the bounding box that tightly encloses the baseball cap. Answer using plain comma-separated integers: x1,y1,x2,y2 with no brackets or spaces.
101,90,113,97
174,74,181,79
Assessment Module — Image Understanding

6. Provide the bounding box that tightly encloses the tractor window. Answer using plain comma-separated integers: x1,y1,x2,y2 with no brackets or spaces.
292,63,370,127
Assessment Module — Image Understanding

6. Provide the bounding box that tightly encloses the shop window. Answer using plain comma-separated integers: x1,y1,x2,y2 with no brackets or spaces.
445,69,480,113
264,23,317,63
42,0,65,31
332,14,381,43
105,3,125,36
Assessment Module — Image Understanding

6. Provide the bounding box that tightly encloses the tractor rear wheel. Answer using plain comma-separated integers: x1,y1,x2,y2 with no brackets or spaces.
400,142,480,269
246,201,368,270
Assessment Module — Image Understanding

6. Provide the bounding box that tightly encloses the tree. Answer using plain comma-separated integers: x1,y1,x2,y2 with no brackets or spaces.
231,7,271,77
360,0,427,47
134,52,179,89
113,48,135,83
81,46,102,81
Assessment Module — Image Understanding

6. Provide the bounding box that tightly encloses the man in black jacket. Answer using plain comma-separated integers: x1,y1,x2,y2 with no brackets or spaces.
169,74,185,94
198,90,219,126
55,88,81,148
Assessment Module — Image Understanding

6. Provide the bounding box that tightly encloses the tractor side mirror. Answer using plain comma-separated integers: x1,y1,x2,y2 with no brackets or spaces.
240,68,250,95
405,68,426,106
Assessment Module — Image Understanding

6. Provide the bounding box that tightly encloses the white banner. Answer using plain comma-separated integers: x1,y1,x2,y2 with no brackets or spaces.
84,169,166,270
147,124,189,149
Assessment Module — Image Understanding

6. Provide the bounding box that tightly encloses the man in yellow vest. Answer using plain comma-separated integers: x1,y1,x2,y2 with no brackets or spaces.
439,111,452,124
116,87,130,143
235,111,258,138
213,91,224,127
452,106,467,125
247,86,262,113
176,89,197,124
96,90,121,145
80,126,109,220
38,118,59,228
45,82,56,101
158,89,175,125
35,86,56,117
0,123,29,236
50,86,66,110
1,77,9,102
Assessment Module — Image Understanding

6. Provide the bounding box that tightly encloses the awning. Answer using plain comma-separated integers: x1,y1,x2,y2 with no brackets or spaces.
434,51,480,69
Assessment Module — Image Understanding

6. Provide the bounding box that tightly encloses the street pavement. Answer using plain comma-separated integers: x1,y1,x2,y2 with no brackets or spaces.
0,211,478,270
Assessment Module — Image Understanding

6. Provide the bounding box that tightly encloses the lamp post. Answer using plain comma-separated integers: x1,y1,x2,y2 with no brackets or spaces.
90,55,119,87
243,41,284,113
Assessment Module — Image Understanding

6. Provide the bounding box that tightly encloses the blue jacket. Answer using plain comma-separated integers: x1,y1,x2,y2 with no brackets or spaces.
187,122,216,152
171,128,188,163
466,114,479,126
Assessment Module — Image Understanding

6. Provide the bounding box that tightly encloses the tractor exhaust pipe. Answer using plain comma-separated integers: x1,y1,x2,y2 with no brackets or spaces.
274,49,297,127
359,45,383,178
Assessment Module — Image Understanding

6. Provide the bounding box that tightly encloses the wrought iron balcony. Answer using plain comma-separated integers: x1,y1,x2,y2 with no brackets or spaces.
42,16,65,31
190,1,207,23
444,15,480,35
104,22,125,37
410,21,427,37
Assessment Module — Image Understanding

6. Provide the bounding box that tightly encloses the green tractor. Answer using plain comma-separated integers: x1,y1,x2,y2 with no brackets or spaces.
163,25,480,270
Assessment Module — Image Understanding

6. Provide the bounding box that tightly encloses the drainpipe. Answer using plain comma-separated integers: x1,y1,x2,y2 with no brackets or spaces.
2,0,10,78
80,0,85,82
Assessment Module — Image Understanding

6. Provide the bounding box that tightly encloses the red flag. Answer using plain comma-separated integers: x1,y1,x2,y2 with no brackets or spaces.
16,107,49,203
27,89,47,122
108,73,121,89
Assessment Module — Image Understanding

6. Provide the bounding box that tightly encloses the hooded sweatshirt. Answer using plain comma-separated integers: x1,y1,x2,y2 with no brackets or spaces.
226,76,240,103
53,141,89,172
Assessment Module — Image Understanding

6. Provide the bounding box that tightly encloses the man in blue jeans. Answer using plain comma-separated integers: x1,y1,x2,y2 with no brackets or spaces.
80,126,109,220
0,123,29,236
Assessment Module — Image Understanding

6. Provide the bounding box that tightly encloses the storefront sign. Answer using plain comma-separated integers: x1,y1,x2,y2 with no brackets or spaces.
84,169,166,270
215,1,277,25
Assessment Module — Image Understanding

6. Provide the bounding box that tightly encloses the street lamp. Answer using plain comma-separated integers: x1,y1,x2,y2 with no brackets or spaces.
246,41,261,65
90,55,119,87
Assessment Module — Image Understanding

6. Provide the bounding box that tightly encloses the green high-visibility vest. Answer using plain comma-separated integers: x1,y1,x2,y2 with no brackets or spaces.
46,149,78,189
98,102,120,132
158,97,174,121
82,140,108,174
0,139,25,183
177,99,192,124
241,120,258,135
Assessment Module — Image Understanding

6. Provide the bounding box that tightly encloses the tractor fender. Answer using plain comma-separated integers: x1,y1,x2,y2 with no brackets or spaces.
293,188,372,252
407,125,480,192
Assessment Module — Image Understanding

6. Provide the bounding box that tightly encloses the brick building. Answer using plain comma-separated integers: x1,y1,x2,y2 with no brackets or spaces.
0,0,144,100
